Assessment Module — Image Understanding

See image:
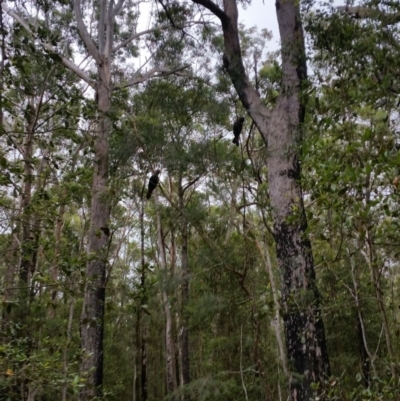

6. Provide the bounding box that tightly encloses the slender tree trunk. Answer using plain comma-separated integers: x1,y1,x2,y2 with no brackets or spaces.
2,206,21,330
178,183,190,399
225,177,239,241
363,234,396,377
15,98,37,401
255,238,288,377
49,202,66,314
62,293,75,401
79,61,112,400
154,193,177,395
348,249,374,385
139,193,147,401
19,100,35,297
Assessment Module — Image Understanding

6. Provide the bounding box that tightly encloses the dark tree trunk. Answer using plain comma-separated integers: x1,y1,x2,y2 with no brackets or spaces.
190,0,331,399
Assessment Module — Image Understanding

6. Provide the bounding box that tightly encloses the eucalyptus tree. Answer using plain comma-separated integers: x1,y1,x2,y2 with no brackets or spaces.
184,0,331,399
2,0,200,397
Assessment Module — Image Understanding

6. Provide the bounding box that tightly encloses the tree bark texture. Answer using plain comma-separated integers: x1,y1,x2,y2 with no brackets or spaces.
190,0,330,399
79,61,111,400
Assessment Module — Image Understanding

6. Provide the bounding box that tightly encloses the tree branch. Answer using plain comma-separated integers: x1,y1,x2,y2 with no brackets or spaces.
191,0,227,23
337,5,400,25
73,0,101,63
112,26,168,53
191,0,269,135
112,0,125,18
122,65,190,87
112,22,206,54
3,4,96,88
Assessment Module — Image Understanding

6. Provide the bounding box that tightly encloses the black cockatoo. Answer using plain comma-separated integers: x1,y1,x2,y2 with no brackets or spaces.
146,170,161,199
232,116,245,146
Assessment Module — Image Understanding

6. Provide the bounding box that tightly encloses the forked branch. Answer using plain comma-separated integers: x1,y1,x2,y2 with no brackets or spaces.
73,0,101,62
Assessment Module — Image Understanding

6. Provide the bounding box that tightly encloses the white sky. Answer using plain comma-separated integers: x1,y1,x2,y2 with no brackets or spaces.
239,0,279,51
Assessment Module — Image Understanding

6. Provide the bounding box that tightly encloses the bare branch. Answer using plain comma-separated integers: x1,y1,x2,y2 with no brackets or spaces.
3,4,96,88
122,65,190,87
73,0,101,62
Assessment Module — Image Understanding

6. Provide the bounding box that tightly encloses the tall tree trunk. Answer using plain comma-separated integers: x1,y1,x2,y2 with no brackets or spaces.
16,98,37,401
19,100,36,299
178,182,190,399
139,192,147,401
79,61,111,400
49,202,66,315
190,0,330,399
154,193,177,395
268,5,330,397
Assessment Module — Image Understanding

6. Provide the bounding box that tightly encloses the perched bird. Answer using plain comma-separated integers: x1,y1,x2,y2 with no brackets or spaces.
146,170,161,199
232,116,245,146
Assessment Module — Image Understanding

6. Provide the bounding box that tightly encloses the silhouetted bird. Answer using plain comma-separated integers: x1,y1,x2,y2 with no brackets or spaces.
232,116,245,146
146,170,161,199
